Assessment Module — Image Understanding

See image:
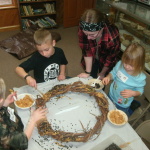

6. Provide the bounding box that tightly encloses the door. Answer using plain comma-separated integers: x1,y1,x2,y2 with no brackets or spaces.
63,0,96,28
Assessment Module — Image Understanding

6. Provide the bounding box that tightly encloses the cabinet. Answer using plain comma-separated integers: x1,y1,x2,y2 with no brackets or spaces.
97,0,150,73
0,0,20,32
18,0,57,30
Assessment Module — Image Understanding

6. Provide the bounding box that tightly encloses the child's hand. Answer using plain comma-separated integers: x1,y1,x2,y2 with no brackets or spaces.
102,77,110,85
77,73,90,78
58,74,66,80
120,89,135,98
3,92,17,107
30,107,48,123
26,76,37,88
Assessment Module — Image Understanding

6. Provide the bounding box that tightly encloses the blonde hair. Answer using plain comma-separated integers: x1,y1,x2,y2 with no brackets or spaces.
81,8,109,24
121,43,145,76
0,78,6,99
34,28,53,45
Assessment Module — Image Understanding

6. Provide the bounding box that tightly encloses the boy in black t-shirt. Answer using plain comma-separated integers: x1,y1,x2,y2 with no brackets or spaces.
16,28,68,88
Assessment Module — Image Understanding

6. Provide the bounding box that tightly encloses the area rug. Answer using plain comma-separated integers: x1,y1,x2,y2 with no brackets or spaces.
0,26,61,60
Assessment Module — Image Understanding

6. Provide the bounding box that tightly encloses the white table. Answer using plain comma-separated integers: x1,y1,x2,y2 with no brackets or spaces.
14,77,149,150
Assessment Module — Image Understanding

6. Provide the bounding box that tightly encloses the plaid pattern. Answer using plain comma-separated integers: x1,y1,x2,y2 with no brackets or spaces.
0,107,28,150
78,23,121,73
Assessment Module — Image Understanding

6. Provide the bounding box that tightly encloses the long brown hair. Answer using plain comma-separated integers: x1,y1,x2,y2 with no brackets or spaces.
121,43,145,76
80,8,109,24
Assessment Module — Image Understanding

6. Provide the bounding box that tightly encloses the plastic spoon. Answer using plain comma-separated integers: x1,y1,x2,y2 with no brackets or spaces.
35,88,44,97
9,89,17,101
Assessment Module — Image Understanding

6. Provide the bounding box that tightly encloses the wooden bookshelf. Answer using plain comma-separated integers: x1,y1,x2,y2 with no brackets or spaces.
18,0,57,30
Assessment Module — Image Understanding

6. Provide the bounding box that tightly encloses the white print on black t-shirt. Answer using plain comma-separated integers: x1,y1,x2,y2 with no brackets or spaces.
44,63,59,81
117,71,128,83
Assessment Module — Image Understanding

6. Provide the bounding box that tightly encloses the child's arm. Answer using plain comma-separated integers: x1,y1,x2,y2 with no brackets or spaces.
102,61,120,85
120,73,146,98
102,73,112,85
77,57,92,78
98,66,109,80
0,107,47,149
120,90,141,98
58,65,66,80
24,107,47,139
15,66,37,88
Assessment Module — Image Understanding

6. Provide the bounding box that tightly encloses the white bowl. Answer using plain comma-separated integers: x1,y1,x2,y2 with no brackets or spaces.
88,79,104,90
14,93,36,109
107,110,128,126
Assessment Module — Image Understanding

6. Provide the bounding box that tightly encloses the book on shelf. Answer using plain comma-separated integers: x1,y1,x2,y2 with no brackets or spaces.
44,3,56,14
41,18,51,26
36,17,56,28
29,19,36,25
21,19,38,29
19,0,57,30
44,17,56,26
44,3,51,13
37,20,47,28
21,19,30,29
20,6,25,16
21,17,57,29
29,5,34,15
51,3,56,13
26,5,32,15
22,6,29,16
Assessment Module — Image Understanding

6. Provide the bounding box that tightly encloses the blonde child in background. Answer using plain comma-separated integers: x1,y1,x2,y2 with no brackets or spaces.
16,28,68,88
0,78,47,150
102,43,146,116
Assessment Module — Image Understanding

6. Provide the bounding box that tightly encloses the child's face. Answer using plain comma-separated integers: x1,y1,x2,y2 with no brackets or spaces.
123,63,135,72
36,40,56,58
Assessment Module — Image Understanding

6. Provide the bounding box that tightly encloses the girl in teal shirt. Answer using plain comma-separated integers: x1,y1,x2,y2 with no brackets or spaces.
103,43,146,116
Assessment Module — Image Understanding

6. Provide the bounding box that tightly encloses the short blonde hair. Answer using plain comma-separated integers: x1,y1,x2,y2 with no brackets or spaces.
121,43,145,76
0,78,6,99
34,28,53,45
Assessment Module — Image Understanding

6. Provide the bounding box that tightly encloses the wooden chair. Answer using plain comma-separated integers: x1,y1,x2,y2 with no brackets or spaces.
129,71,150,127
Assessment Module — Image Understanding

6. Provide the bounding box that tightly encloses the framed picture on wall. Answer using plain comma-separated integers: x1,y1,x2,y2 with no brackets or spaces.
0,0,17,8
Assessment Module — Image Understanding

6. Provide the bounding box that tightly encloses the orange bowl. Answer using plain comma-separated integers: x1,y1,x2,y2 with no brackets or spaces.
107,110,128,126
14,93,35,109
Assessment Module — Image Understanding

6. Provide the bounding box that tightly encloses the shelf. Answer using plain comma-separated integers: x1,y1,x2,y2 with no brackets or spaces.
120,29,150,73
102,0,150,73
18,0,57,30
19,0,55,3
21,12,56,18
104,0,150,25
121,23,150,45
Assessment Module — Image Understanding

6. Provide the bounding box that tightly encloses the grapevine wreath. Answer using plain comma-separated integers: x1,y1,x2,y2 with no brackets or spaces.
35,81,109,142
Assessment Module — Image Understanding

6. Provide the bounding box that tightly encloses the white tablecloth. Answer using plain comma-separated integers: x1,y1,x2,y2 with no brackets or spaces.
13,77,149,150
